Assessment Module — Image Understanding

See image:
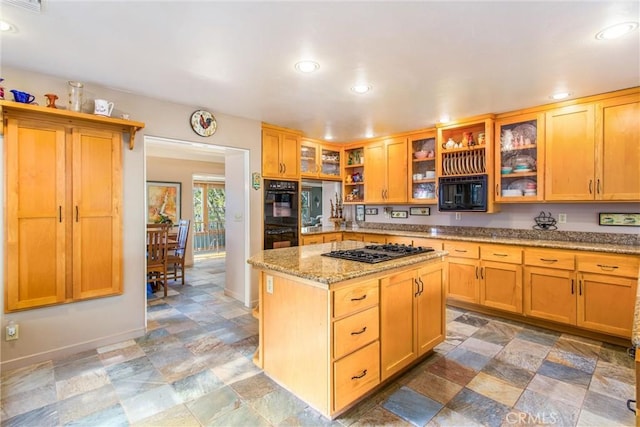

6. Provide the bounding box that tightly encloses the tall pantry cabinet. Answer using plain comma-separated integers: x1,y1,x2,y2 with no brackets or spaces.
3,102,144,311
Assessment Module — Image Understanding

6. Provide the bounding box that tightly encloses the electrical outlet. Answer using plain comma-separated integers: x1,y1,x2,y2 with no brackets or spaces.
455,213,461,220
266,275,274,294
6,322,19,341
558,213,567,224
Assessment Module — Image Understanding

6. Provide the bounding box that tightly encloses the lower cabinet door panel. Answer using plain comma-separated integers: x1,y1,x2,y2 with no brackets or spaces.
333,341,380,412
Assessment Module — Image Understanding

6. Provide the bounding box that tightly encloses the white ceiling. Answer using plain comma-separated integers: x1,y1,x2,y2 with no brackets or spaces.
1,1,639,142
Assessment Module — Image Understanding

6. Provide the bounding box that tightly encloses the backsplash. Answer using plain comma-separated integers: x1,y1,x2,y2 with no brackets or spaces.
353,222,639,246
347,202,640,236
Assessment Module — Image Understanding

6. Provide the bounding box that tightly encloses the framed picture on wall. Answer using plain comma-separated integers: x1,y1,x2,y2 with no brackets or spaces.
146,181,181,224
355,204,365,221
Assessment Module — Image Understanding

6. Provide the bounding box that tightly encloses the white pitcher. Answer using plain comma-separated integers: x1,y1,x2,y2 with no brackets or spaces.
94,99,114,116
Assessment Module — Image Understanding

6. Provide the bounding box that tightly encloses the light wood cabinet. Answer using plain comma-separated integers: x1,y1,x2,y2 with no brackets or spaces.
408,130,437,204
437,114,498,212
596,94,640,200
4,106,132,311
262,124,301,179
380,262,444,381
301,232,343,245
343,146,365,203
300,138,342,180
494,112,545,202
444,242,480,304
576,254,638,337
524,249,576,325
364,136,408,204
545,93,640,201
479,245,523,314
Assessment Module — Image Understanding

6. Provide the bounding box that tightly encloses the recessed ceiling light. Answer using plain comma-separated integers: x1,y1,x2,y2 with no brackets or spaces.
0,20,15,32
551,92,571,100
595,22,639,40
439,115,450,123
351,84,371,94
294,60,320,73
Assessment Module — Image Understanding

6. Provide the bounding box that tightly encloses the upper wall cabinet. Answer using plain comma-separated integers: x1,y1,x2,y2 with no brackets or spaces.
437,114,498,212
596,94,640,200
545,91,639,201
408,130,437,204
364,136,408,204
262,124,301,180
494,112,545,202
2,102,143,312
300,138,342,180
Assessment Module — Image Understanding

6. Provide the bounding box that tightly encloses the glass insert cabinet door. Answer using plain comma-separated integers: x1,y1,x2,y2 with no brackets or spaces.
320,147,340,177
495,112,545,202
409,132,437,203
300,141,318,175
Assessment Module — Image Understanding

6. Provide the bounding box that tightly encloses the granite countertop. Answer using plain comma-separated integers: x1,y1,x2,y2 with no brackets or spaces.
247,240,447,286
301,226,640,255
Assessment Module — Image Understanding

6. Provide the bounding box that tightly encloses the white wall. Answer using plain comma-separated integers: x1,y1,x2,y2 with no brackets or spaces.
0,67,263,370
146,156,225,267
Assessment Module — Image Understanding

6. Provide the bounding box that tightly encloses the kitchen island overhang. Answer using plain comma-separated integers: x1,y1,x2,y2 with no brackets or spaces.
247,241,448,419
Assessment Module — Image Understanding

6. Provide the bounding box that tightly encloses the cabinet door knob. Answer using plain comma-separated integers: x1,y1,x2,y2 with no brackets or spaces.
589,179,593,194
571,279,574,294
59,206,62,222
596,179,601,194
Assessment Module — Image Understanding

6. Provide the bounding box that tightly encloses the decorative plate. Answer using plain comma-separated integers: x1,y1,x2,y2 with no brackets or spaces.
190,110,217,137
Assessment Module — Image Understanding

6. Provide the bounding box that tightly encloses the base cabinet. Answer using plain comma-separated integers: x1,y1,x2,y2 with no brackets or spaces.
381,262,444,381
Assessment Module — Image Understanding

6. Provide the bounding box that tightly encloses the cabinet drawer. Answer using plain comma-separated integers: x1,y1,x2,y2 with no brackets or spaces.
524,249,575,270
334,306,379,359
413,238,443,250
443,242,480,259
333,280,379,318
362,233,387,244
343,232,364,242
302,235,324,245
481,245,522,264
577,254,639,278
334,340,380,412
323,232,343,243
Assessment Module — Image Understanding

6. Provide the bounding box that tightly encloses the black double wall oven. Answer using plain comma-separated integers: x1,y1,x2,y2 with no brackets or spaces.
264,179,299,249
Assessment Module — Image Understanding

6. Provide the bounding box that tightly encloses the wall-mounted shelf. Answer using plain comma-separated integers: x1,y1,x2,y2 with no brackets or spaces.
0,100,145,150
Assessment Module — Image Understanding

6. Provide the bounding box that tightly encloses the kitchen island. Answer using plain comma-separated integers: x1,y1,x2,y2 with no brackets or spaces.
247,241,447,419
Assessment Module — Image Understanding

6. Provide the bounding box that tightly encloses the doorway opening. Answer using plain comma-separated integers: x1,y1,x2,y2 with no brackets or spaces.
144,135,251,306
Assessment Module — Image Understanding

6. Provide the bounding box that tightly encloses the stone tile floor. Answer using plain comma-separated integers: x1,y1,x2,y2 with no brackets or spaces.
1,256,636,426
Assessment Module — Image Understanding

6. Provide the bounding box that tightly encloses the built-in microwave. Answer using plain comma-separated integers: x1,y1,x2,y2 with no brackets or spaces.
438,174,488,212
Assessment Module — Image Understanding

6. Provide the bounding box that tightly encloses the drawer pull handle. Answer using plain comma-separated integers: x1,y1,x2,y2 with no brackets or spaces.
571,279,574,294
597,264,619,271
351,327,367,336
350,294,367,301
493,253,508,257
454,249,467,253
351,369,367,380
540,258,558,263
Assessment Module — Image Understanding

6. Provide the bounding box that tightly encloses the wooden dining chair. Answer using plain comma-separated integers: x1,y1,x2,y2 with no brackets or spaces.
167,219,190,285
147,225,169,297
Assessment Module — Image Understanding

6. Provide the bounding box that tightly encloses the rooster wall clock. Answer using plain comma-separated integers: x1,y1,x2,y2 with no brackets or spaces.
190,110,217,137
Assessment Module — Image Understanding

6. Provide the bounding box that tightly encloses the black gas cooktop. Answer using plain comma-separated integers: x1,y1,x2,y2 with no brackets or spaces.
321,243,435,264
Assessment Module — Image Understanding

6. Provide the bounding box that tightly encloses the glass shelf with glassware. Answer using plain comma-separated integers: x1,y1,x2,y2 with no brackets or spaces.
409,131,438,203
495,113,545,202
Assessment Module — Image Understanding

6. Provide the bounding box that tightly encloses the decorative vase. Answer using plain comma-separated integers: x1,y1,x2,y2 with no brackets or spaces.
45,93,58,108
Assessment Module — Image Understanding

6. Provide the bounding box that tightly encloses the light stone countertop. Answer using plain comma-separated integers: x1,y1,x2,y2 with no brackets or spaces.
302,226,640,255
247,240,447,286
